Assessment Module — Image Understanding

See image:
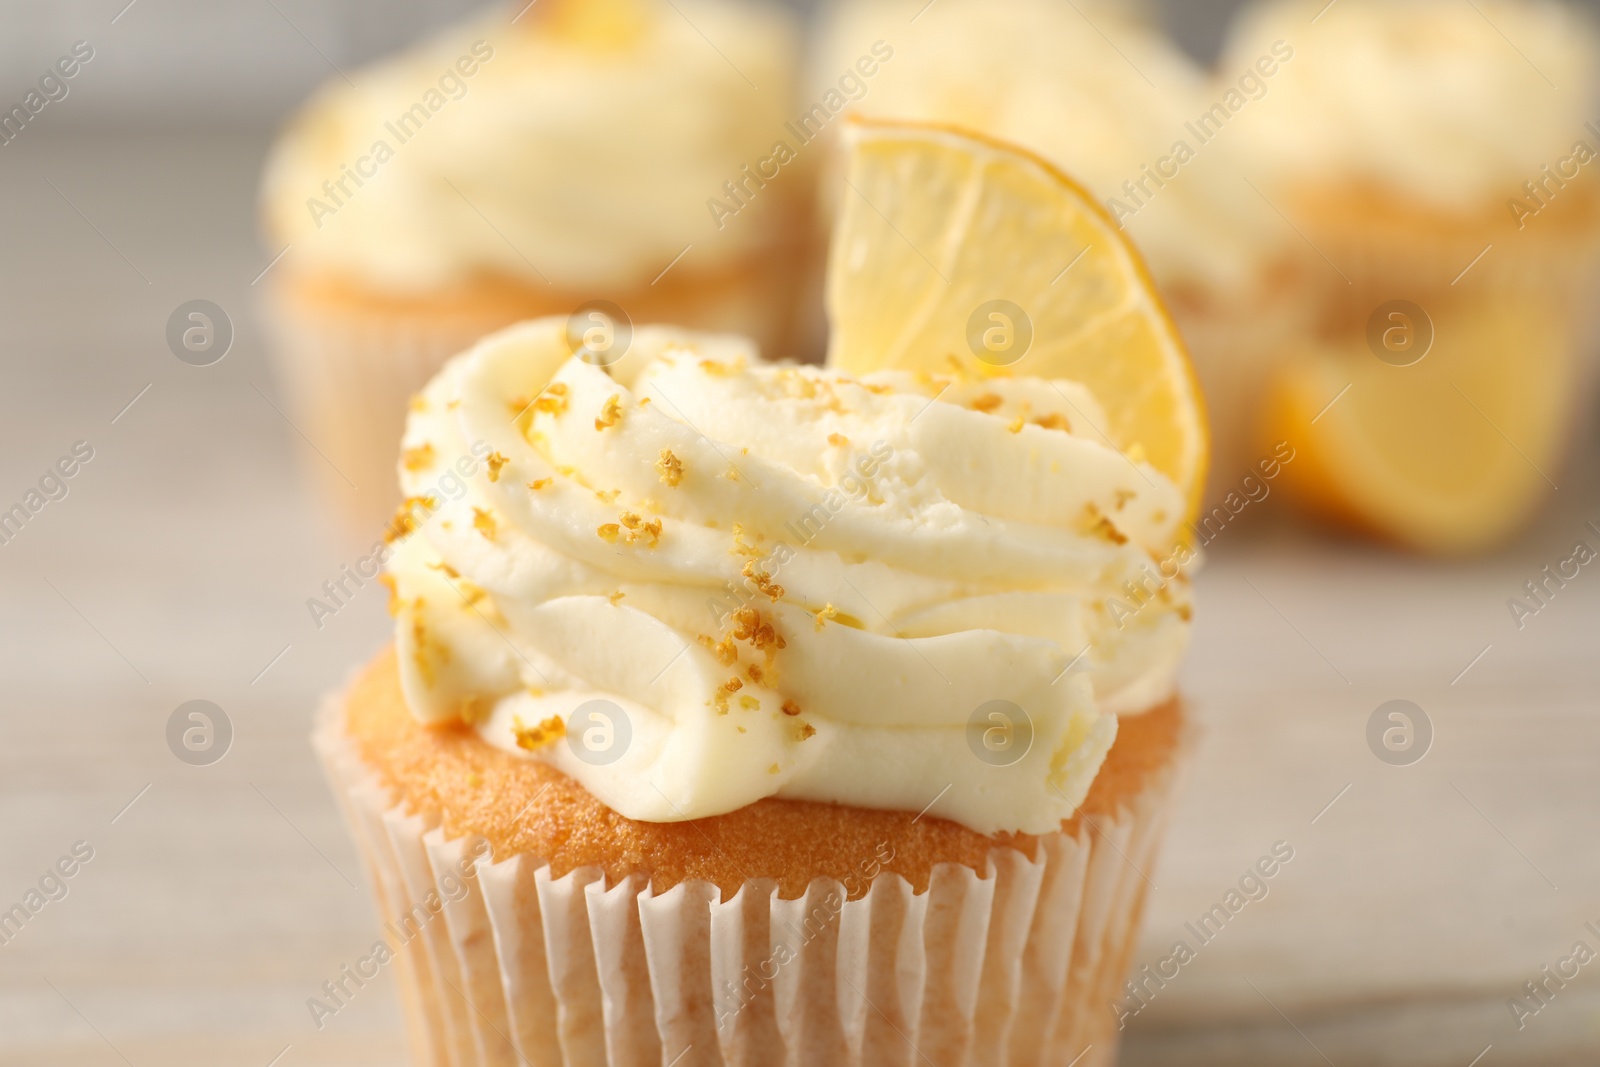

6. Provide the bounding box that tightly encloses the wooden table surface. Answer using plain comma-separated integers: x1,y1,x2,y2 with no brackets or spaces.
1,130,1597,1067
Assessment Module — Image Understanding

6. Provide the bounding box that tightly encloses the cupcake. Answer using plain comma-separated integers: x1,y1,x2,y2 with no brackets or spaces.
810,0,1307,498
316,318,1195,1066
1223,0,1600,551
260,0,809,534
314,119,1207,1065
1223,0,1600,318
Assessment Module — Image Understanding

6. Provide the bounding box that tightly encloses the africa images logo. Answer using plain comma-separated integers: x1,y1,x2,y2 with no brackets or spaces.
705,41,895,231
1105,40,1294,225
303,41,495,229
0,40,95,149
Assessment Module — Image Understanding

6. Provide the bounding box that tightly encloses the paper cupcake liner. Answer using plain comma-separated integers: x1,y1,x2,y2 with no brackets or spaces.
1169,287,1311,501
314,703,1185,1067
1273,185,1600,332
260,283,498,540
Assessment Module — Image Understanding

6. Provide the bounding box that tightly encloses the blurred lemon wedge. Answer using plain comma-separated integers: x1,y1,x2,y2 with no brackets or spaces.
826,118,1208,519
1265,296,1572,554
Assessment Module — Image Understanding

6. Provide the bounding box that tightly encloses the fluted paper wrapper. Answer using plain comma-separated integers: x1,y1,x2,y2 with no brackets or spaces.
261,282,509,539
315,706,1182,1067
1270,184,1600,337
1170,292,1309,500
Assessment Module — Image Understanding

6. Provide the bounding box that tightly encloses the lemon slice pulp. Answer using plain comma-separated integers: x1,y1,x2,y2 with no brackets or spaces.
826,118,1208,518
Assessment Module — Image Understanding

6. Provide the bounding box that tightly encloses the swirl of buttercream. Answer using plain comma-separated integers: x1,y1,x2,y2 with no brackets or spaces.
385,319,1194,834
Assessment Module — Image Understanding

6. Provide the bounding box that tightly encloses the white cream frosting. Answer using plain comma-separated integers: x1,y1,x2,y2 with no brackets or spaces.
385,319,1193,835
1222,0,1600,209
262,0,798,292
813,0,1284,294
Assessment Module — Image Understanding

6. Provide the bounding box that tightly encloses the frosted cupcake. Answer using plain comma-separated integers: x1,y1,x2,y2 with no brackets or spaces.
1225,0,1600,551
811,0,1307,496
316,113,1211,1064
260,0,807,533
316,317,1195,1066
1223,0,1600,313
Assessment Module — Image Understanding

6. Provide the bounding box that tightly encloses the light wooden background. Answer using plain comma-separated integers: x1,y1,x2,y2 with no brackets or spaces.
0,130,1597,1067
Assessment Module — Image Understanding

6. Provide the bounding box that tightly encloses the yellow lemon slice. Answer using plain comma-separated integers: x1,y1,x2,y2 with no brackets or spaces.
826,118,1208,518
1265,294,1573,554
537,0,649,49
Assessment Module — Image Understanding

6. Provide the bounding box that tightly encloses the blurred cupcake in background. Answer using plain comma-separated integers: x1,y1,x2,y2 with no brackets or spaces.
260,0,807,535
1225,0,1600,552
811,0,1309,499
